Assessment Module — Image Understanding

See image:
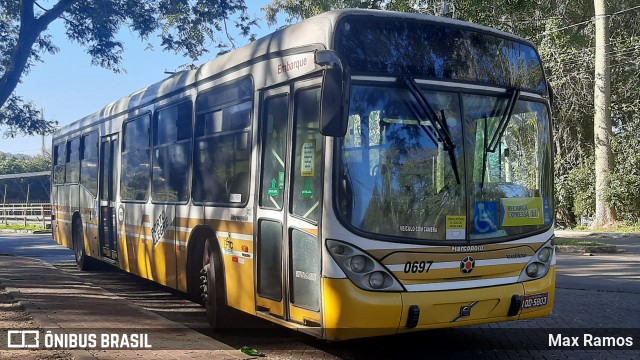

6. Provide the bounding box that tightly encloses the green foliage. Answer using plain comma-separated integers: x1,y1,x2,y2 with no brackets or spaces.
555,159,594,225
608,222,640,232
0,224,44,231
608,122,640,223
263,0,383,26
0,95,57,138
0,154,51,175
1,0,257,136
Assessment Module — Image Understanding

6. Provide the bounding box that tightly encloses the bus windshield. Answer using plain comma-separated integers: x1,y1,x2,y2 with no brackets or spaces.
336,84,553,243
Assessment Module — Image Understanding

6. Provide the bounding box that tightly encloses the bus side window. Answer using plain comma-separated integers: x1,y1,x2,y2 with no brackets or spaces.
121,114,151,201
193,78,253,205
80,131,99,196
152,101,193,203
65,137,80,184
53,143,66,185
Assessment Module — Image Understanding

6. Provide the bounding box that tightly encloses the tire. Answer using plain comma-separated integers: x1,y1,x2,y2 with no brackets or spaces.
72,217,94,271
201,238,228,329
187,238,205,303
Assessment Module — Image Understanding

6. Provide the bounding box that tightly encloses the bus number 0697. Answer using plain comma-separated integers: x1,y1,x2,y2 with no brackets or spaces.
403,261,434,273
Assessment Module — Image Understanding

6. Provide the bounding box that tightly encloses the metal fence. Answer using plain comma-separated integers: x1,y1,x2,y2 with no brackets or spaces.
0,203,52,229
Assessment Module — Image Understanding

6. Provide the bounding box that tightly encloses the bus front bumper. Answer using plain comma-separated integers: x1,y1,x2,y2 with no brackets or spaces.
321,266,555,340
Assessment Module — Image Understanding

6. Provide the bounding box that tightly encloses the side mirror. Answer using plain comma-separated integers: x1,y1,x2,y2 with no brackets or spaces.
316,50,349,137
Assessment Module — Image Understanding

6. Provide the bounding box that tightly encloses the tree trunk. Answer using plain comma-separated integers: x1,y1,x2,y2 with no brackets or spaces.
592,0,616,229
0,0,77,108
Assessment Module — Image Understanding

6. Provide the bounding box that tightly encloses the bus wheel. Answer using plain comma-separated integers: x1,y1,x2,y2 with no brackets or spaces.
201,238,227,329
72,218,94,271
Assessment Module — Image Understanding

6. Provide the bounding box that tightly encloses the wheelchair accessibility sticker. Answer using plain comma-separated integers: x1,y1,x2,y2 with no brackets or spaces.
473,201,499,234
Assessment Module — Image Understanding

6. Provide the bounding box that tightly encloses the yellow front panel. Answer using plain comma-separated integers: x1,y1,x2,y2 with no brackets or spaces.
519,265,555,319
322,278,402,340
399,282,523,329
321,267,555,340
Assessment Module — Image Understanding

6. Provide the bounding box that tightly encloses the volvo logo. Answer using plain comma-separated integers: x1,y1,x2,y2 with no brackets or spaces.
451,301,478,322
460,256,475,274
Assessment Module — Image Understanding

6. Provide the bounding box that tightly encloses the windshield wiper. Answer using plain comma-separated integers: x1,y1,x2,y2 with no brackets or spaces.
402,77,461,185
480,88,520,189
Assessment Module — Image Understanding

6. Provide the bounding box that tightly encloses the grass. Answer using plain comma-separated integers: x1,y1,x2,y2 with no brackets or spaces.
567,222,640,233
570,225,591,231
0,224,44,231
609,223,640,233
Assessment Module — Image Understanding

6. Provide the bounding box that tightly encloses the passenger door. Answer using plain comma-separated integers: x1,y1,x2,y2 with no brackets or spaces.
255,79,323,327
99,134,119,260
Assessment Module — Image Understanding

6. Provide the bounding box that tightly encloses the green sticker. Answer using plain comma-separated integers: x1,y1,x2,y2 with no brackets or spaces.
300,179,313,198
267,179,279,197
278,171,285,189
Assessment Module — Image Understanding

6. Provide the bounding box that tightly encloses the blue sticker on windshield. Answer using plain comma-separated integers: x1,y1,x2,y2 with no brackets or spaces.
543,197,551,225
473,201,499,234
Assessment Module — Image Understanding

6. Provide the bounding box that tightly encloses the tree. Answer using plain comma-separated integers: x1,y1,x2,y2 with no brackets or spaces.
0,153,50,175
0,0,257,137
591,0,616,228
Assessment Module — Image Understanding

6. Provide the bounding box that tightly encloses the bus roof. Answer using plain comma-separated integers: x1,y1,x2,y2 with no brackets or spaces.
55,9,533,138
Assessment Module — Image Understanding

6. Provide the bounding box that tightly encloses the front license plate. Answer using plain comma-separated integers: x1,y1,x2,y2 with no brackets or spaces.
521,292,548,309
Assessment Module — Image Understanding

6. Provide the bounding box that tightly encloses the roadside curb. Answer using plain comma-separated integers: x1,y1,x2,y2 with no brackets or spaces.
0,229,51,234
0,229,33,233
0,229,51,235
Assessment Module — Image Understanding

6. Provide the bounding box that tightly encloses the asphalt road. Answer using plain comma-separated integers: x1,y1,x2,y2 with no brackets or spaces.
1,232,639,359
0,231,75,264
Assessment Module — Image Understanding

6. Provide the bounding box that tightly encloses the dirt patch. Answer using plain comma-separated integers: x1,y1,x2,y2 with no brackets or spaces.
0,286,72,360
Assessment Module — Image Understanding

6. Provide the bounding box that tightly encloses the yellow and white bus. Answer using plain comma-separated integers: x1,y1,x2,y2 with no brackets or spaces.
52,9,555,340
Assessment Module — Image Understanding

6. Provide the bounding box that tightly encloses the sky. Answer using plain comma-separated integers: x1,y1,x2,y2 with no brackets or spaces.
1,0,284,157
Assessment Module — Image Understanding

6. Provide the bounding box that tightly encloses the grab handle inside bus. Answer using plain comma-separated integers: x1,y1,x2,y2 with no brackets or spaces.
315,50,349,137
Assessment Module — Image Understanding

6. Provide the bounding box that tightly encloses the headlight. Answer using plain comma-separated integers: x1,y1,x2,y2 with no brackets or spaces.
369,271,385,289
526,263,540,277
330,244,348,255
538,247,551,262
350,255,367,273
326,239,404,292
518,239,555,282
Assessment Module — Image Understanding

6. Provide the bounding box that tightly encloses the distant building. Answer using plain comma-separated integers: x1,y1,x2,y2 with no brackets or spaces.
0,171,50,203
